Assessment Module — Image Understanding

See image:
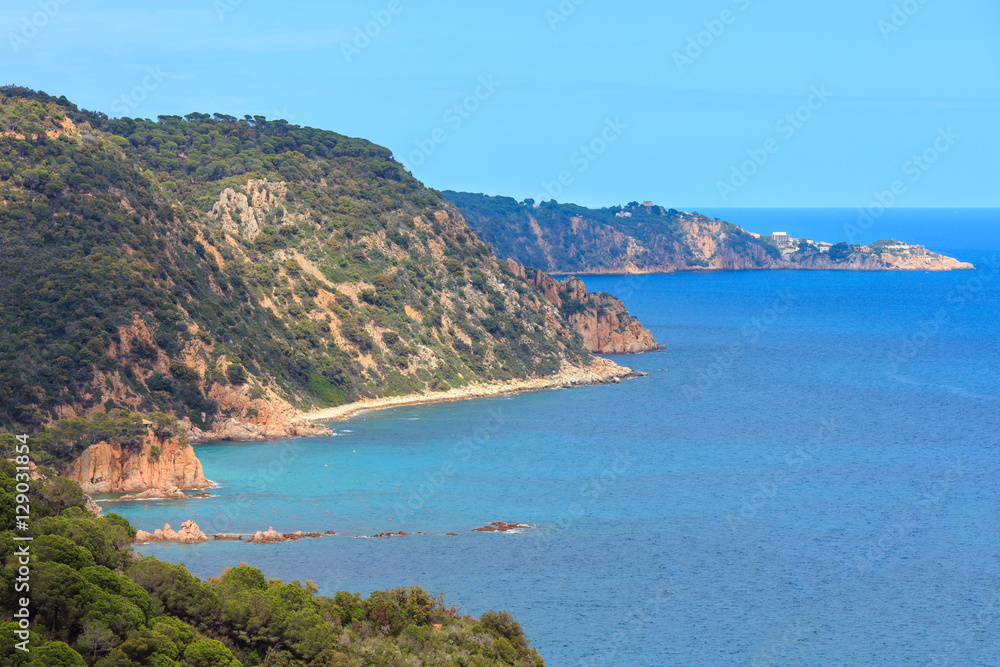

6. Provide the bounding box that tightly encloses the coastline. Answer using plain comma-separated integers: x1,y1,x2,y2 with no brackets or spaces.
301,357,644,425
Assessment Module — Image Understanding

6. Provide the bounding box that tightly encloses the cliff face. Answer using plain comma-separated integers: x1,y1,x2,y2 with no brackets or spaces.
780,251,974,271
0,90,598,437
64,434,210,494
510,260,662,354
448,192,973,275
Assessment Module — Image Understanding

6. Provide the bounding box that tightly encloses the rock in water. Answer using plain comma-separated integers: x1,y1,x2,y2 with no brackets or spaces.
64,435,210,494
135,520,208,544
246,527,288,544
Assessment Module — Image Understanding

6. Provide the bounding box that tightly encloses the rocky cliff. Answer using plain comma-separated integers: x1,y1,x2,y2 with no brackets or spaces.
64,434,210,494
447,192,973,274
508,260,663,354
0,89,604,438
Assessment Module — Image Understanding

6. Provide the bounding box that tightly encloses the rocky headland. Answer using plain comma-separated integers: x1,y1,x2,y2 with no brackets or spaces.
64,434,211,494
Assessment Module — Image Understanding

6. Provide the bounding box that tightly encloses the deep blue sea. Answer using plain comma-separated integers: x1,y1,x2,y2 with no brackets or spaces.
127,215,1000,666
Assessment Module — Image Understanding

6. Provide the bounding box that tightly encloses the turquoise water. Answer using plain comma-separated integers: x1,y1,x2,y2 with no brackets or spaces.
129,248,1000,665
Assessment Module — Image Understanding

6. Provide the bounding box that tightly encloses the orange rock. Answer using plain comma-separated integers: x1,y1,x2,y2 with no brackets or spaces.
64,435,210,494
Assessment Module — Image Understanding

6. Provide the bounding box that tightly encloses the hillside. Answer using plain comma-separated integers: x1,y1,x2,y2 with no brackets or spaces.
0,88,656,446
444,192,974,274
0,460,547,666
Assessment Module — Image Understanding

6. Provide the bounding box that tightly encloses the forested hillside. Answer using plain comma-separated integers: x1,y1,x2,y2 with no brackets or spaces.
444,192,779,274
0,88,596,435
444,192,973,274
0,460,546,666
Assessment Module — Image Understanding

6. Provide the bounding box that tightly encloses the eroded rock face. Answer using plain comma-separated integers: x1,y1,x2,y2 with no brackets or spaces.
561,278,663,354
510,262,663,354
64,435,210,494
209,179,289,242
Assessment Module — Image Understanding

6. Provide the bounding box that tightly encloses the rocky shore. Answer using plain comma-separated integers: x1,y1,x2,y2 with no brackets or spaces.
65,434,211,494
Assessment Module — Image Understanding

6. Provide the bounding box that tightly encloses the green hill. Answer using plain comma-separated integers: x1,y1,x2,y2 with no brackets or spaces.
443,192,779,274
442,192,973,274
0,460,546,666
0,88,595,434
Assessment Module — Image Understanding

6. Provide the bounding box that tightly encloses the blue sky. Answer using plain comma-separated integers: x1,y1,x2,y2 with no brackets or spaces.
3,0,998,208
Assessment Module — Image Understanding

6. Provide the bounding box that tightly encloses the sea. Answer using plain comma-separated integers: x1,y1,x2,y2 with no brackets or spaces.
125,210,1000,665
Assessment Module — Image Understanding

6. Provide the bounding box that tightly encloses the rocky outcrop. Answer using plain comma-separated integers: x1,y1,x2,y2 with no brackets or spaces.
134,520,208,544
189,416,333,443
472,522,532,532
209,179,290,242
115,487,212,502
244,528,334,543
562,278,663,354
509,261,662,354
779,251,974,271
246,527,288,543
64,434,210,494
85,496,103,518
458,194,974,275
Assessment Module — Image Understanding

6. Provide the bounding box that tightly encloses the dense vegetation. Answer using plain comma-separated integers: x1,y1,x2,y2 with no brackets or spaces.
0,87,590,432
0,461,546,666
443,192,780,273
0,411,185,470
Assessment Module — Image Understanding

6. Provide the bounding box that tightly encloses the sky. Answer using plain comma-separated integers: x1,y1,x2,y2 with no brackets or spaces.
3,0,999,209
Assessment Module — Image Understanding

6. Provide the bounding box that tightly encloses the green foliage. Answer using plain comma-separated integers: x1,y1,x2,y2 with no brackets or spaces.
0,88,579,432
0,463,546,666
225,364,247,385
28,410,182,468
445,191,783,271
829,242,852,261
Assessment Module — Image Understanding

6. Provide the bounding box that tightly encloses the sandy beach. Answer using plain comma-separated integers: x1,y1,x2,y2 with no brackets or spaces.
302,357,643,425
